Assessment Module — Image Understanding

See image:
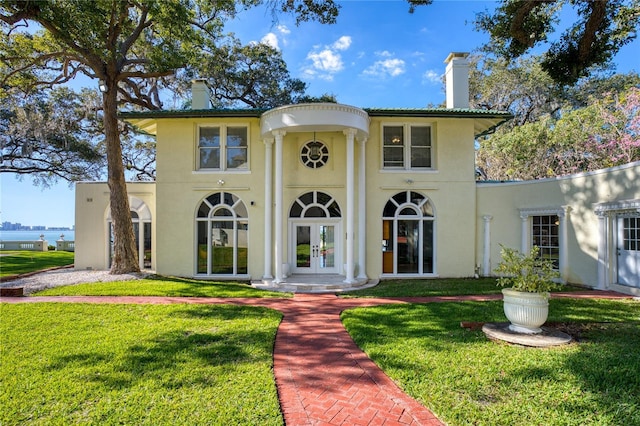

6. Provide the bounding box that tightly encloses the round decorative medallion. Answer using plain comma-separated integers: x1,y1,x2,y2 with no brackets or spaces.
301,140,329,169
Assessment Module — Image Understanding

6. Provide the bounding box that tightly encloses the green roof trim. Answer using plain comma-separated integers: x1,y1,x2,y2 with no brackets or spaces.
119,106,512,120
363,107,512,119
119,106,513,137
118,108,267,119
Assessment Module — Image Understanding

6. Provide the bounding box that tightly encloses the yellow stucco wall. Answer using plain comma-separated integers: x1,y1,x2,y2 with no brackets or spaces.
75,111,639,287
364,117,477,278
150,113,480,279
74,181,156,271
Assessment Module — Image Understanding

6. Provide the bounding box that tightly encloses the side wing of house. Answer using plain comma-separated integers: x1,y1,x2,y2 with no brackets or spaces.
476,161,640,295
75,181,156,271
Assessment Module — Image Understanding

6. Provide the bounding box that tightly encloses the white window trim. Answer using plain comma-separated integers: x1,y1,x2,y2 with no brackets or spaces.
381,191,437,277
194,192,249,278
196,123,250,172
380,122,435,171
519,206,571,282
594,198,640,292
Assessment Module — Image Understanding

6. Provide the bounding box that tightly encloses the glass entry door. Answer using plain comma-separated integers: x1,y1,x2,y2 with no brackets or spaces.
292,222,339,274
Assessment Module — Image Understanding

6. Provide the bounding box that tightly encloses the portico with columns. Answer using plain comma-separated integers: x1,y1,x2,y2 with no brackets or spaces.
259,103,370,286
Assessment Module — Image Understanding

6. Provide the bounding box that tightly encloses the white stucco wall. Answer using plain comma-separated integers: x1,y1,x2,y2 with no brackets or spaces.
476,161,640,288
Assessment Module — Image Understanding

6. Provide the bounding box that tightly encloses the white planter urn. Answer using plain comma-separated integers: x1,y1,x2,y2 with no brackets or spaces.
501,288,550,334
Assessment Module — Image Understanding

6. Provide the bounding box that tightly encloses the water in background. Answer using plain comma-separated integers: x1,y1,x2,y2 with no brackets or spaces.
0,230,75,242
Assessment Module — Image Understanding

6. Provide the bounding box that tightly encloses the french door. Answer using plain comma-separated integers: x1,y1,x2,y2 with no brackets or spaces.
617,215,640,288
291,221,340,274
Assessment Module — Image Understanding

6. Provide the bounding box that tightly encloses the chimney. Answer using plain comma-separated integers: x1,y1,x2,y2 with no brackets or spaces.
444,52,470,109
191,79,210,109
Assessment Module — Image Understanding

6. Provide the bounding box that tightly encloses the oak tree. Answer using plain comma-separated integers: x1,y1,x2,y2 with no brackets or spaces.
1,0,338,273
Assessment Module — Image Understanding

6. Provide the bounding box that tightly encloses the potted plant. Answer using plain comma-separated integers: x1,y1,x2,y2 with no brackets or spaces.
495,245,562,334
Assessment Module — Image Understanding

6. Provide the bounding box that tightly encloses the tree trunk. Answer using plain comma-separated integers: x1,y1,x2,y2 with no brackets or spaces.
103,83,140,274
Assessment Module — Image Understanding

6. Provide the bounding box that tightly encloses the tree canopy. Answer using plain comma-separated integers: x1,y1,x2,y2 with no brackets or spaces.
408,0,640,85
475,0,640,85
1,0,338,273
1,86,104,185
471,55,640,180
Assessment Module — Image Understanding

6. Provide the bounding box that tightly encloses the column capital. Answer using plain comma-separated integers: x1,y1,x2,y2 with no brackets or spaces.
272,130,287,138
482,215,493,222
343,128,358,138
357,136,368,145
263,137,274,146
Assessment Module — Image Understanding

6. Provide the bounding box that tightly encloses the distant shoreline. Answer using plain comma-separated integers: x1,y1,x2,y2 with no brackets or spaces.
0,230,75,242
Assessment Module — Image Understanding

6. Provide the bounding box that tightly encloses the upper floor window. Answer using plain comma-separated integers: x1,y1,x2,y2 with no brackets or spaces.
198,125,248,170
382,124,432,170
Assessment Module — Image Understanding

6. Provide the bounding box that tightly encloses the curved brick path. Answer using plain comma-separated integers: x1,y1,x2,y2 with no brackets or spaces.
1,290,629,425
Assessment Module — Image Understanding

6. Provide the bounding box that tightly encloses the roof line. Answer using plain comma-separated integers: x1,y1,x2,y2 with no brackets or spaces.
119,107,512,120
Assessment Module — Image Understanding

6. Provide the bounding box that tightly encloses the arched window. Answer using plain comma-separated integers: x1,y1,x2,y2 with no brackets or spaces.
107,197,152,270
382,191,435,275
289,191,341,218
196,192,248,275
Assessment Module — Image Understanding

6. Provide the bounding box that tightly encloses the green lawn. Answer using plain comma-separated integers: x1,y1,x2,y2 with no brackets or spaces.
34,275,290,298
7,268,639,425
0,251,74,277
346,277,504,297
342,297,640,426
0,303,283,425
344,277,584,297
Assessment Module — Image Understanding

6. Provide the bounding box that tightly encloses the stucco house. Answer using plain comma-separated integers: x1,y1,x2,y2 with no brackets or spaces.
75,52,640,295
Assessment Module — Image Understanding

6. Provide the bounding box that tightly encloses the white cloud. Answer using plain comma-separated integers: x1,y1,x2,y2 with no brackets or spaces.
261,32,279,49
258,25,290,50
375,50,393,58
332,36,352,51
363,58,406,78
422,69,441,84
303,35,352,80
306,49,344,81
277,24,290,35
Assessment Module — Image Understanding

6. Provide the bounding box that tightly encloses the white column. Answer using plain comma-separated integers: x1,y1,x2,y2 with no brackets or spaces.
357,137,368,280
559,206,571,283
520,213,529,254
596,212,608,289
273,130,286,283
344,129,356,283
263,137,274,280
482,215,492,276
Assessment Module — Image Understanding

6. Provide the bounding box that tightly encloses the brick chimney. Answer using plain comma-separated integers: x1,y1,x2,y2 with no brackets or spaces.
191,79,210,109
444,52,470,109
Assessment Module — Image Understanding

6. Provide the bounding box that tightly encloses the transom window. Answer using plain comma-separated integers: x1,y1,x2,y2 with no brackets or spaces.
196,192,248,275
382,124,432,169
382,191,435,275
198,125,248,170
532,215,560,270
289,191,341,218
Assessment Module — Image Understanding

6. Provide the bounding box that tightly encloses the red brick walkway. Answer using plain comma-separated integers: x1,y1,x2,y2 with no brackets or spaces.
1,290,630,425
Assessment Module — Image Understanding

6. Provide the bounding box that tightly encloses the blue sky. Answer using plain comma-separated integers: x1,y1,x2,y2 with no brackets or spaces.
1,0,639,228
